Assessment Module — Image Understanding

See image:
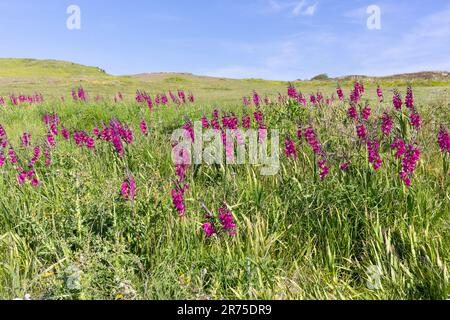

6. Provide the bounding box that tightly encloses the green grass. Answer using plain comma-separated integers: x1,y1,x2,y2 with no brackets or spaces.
0,59,448,300
0,58,108,78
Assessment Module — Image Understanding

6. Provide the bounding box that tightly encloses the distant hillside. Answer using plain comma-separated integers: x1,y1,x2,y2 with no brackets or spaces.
0,58,108,78
2,58,450,84
334,71,450,82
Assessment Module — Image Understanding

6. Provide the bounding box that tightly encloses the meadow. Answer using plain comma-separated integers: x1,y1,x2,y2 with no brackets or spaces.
0,59,449,300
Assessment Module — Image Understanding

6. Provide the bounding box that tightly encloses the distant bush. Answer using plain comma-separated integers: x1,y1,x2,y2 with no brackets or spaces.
165,77,189,83
311,73,330,81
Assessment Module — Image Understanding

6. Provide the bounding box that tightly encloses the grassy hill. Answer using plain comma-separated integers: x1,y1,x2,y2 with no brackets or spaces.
0,58,108,78
0,59,291,103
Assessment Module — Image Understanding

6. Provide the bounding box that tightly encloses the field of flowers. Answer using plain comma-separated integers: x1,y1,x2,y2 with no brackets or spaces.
0,81,448,300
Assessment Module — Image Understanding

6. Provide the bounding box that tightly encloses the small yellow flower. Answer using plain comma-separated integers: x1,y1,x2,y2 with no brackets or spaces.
42,272,54,278
116,294,124,300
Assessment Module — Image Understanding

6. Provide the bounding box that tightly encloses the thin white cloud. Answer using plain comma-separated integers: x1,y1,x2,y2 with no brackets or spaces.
262,0,318,17
343,6,368,20
292,0,317,17
269,0,283,13
303,3,317,16
292,0,306,16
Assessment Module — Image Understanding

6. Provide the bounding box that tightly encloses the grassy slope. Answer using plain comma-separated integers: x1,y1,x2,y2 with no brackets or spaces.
0,59,449,300
0,58,108,77
1,58,449,103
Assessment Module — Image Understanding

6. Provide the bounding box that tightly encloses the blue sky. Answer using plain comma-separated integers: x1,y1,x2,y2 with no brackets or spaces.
0,0,449,80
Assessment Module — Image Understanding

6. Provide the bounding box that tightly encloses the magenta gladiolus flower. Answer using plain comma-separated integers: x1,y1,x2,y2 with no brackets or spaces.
73,131,82,146
183,120,195,143
381,113,392,136
171,142,191,217
17,171,27,185
147,96,153,110
0,152,5,167
393,90,403,110
252,91,261,107
242,114,251,129
74,131,94,149
350,84,360,104
77,86,87,101
304,126,322,155
296,93,307,106
356,124,367,141
44,146,51,166
367,140,382,170
0,125,7,148
123,177,137,201
358,82,365,94
253,110,263,125
438,126,450,153
410,112,421,130
258,125,267,144
391,138,406,159
218,207,236,235
171,184,188,217
377,85,383,102
93,127,100,138
27,170,34,179
168,91,176,103
296,127,302,140
47,131,56,148
154,94,161,105
336,86,344,101
225,133,235,162
243,96,251,106
285,136,297,158
140,119,149,136
203,223,217,237
178,90,186,104
161,94,168,105
21,132,31,146
405,86,414,109
318,160,329,180
62,127,70,140
288,84,298,99
348,106,357,119
112,134,124,156
362,106,371,121
28,145,41,167
316,92,324,104
211,116,220,131
399,144,421,187
8,148,18,165
201,115,209,129
202,205,237,237
86,136,95,150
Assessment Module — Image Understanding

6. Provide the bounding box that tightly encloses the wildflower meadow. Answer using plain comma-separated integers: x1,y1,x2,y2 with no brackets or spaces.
0,69,448,300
